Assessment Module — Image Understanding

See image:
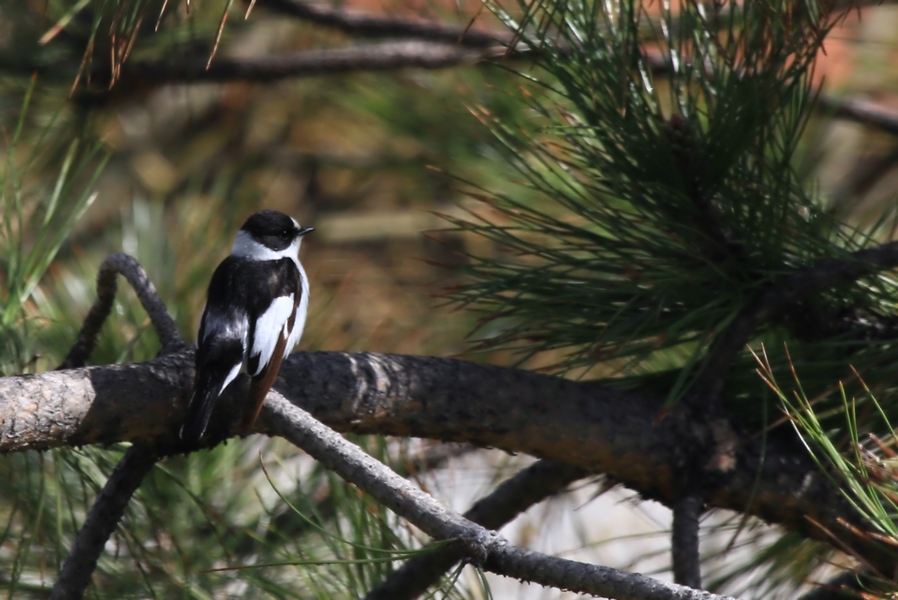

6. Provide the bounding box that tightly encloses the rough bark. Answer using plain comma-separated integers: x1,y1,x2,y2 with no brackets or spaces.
0,349,888,571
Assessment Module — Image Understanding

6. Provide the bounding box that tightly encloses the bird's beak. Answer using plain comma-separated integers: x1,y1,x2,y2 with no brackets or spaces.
298,226,315,236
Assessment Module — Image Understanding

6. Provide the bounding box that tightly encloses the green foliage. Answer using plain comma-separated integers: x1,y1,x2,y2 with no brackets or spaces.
437,0,898,596
3,0,898,598
446,0,895,391
760,348,898,596
0,0,517,597
0,83,108,374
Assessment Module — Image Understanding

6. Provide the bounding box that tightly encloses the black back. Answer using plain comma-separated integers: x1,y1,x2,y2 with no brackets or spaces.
198,256,301,367
181,255,301,442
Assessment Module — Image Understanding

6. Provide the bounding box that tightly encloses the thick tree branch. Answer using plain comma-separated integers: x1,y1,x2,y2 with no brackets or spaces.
0,348,890,571
367,459,589,599
265,390,730,600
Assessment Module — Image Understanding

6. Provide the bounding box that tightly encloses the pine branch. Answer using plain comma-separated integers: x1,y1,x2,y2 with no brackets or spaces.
114,42,503,85
59,252,185,369
693,240,898,402
1,347,889,571
366,459,588,599
50,443,162,600
253,0,501,46
52,253,186,599
265,390,728,600
9,248,896,578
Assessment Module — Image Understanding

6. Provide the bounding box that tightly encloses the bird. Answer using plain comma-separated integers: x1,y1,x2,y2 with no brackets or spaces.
179,210,313,442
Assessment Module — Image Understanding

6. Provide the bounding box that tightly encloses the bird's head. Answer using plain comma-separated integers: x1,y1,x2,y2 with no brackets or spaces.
231,210,314,261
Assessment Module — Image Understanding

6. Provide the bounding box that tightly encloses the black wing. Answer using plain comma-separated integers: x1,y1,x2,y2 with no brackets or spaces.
180,256,298,442
241,259,300,433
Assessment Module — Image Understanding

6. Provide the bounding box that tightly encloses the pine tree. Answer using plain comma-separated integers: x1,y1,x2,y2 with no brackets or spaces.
1,0,897,598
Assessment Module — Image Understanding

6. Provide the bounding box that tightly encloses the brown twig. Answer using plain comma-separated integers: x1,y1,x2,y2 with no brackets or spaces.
818,94,898,137
110,41,501,85
62,12,898,144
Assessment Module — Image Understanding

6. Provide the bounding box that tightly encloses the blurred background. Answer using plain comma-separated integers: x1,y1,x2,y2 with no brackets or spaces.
1,0,897,597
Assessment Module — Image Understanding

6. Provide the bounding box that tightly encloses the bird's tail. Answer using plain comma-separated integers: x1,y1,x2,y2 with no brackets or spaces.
179,373,220,443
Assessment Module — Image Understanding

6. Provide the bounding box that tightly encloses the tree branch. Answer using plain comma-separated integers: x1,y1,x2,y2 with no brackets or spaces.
482,546,730,600
50,443,162,600
52,253,185,599
60,252,185,369
234,442,474,557
672,495,703,589
818,94,898,137
254,0,501,47
265,390,730,600
76,28,898,144
113,42,503,85
7,239,898,584
0,348,890,571
366,459,589,599
692,240,898,401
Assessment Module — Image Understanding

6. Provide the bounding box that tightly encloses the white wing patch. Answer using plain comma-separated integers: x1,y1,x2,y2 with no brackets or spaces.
251,294,295,375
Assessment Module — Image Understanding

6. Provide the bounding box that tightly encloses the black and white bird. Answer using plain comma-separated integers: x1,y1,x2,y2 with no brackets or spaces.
180,210,313,442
